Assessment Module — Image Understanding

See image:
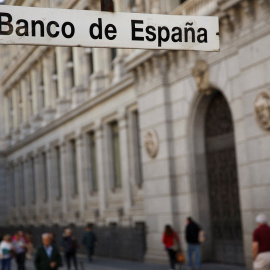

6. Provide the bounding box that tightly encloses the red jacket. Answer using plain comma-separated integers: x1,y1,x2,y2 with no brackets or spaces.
162,231,180,249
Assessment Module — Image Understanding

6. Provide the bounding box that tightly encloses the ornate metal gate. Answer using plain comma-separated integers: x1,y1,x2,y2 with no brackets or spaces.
205,92,244,265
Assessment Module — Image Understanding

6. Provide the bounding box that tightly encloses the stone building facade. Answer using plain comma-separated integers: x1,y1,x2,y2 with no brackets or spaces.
0,0,270,269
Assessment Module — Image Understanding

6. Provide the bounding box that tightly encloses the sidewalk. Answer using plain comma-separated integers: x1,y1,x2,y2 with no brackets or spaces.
25,256,246,270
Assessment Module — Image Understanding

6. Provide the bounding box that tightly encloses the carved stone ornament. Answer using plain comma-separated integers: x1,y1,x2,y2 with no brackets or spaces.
129,0,145,13
150,0,161,14
254,91,270,131
144,129,159,158
192,59,212,95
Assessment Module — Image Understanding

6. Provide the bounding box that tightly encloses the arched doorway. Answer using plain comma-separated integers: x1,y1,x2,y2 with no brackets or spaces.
190,90,244,265
205,92,243,264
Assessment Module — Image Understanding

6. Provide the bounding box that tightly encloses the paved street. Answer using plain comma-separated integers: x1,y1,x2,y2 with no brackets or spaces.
23,256,246,270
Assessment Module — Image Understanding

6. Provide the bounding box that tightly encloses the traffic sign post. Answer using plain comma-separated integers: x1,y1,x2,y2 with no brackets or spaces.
0,5,219,51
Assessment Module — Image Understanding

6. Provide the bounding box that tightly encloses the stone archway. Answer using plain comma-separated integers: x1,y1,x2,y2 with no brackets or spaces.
189,90,244,265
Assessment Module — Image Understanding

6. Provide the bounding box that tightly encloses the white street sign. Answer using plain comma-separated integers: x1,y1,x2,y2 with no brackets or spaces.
0,5,219,51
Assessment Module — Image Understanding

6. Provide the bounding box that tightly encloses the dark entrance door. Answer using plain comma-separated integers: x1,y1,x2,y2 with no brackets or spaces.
205,92,244,265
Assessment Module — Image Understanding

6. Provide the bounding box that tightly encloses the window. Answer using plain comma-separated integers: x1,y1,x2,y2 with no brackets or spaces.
55,146,62,199
52,50,59,99
70,140,78,196
41,152,48,202
18,86,23,124
28,75,33,117
38,63,45,110
131,111,143,187
8,94,13,131
30,157,36,204
88,131,98,193
67,47,75,90
85,48,94,76
110,48,117,69
110,121,122,188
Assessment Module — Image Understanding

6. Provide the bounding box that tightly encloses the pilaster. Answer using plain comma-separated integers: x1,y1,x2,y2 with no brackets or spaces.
95,122,107,217
34,152,41,222
46,148,53,223
56,47,71,116
118,109,132,218
75,134,86,218
20,79,30,135
43,56,55,123
60,141,68,222
31,68,42,130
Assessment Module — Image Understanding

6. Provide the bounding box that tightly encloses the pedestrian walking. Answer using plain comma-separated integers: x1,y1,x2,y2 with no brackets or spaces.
25,232,33,260
12,231,27,270
62,228,78,270
34,233,62,270
185,217,201,269
162,225,180,270
81,224,97,262
0,234,13,270
253,214,270,270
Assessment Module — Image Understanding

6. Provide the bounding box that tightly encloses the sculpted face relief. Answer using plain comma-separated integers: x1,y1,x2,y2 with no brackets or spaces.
254,92,270,131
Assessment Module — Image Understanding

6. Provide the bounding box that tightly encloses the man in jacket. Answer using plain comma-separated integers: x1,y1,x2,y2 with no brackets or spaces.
34,233,62,270
81,224,97,262
253,214,270,270
185,217,201,269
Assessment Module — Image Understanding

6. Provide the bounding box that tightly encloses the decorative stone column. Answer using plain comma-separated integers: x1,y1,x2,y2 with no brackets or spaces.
43,57,55,123
72,48,88,107
46,148,53,223
60,141,68,223
75,134,86,219
56,47,71,116
95,122,107,219
34,152,41,223
14,163,20,221
24,158,31,216
112,55,126,84
20,79,30,136
91,49,109,96
31,68,42,130
73,47,84,88
118,109,132,221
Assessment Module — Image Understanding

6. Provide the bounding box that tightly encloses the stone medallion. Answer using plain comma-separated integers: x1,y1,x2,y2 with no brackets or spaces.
254,91,270,131
144,129,159,158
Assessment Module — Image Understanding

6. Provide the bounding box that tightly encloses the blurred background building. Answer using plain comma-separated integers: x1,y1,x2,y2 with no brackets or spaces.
0,0,270,269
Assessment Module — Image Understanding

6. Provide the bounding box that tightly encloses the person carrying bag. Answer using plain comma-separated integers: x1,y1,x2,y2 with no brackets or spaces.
162,225,184,270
